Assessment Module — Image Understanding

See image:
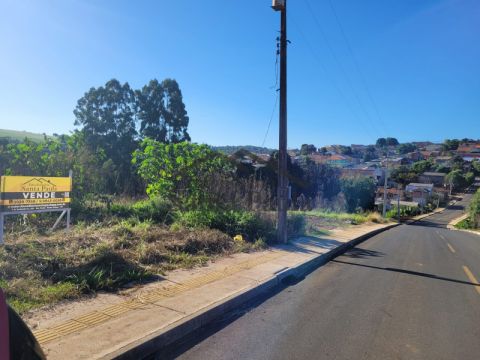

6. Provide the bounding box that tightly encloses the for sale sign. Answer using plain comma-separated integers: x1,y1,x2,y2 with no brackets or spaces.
0,176,72,212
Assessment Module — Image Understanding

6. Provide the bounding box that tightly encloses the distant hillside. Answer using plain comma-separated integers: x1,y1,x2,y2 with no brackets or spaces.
0,128,52,143
212,145,275,155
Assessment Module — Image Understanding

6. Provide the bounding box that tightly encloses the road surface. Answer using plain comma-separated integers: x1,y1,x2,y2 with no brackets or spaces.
163,194,480,360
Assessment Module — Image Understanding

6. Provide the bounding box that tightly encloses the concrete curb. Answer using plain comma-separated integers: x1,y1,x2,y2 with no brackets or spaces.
108,223,399,359
446,213,469,230
403,207,446,225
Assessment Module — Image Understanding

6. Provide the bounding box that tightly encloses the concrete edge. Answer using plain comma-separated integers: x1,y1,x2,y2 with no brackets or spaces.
446,213,469,230
403,208,446,225
108,223,400,360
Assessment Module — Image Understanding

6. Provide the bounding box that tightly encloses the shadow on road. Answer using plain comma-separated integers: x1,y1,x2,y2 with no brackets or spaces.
408,220,449,229
332,259,480,287
341,247,385,259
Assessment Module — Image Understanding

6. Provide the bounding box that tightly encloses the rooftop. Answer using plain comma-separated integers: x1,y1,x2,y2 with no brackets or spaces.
421,172,447,176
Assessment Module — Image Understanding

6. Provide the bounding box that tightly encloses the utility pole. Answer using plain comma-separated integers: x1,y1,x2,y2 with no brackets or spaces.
382,154,389,218
272,0,288,243
397,184,400,222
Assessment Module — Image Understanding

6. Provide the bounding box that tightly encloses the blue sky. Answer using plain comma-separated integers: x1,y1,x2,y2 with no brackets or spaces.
0,0,479,148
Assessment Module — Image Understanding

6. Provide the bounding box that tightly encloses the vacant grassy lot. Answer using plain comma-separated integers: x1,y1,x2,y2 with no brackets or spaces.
0,200,385,314
0,220,269,314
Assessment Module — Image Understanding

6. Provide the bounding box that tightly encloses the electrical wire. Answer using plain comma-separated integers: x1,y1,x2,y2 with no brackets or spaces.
290,15,376,141
327,0,389,136
261,37,281,148
302,0,382,139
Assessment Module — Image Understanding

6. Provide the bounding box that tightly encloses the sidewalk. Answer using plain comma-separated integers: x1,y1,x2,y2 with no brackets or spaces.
31,222,397,360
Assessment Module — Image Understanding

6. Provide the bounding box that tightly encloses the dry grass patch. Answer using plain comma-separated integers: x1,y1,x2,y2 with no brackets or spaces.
0,221,239,314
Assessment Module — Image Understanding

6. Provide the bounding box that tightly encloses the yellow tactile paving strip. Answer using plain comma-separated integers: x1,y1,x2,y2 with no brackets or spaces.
33,251,283,345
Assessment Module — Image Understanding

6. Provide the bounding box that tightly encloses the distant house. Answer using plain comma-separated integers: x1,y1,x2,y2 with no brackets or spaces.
308,154,353,168
413,141,433,149
376,187,404,202
406,151,424,162
420,150,440,159
424,144,443,152
341,167,384,183
351,144,367,152
405,183,434,206
457,143,480,154
418,172,446,187
434,156,452,166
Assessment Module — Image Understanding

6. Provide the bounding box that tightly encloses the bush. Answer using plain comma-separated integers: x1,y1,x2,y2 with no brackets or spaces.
469,189,480,228
175,210,276,242
131,197,173,223
287,214,306,237
340,177,376,213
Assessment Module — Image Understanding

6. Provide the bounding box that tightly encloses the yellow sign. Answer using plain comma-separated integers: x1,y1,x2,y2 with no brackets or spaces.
0,176,72,212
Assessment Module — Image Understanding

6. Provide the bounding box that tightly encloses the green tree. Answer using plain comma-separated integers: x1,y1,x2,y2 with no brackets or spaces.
472,160,480,176
340,177,376,212
386,137,399,146
363,145,377,162
465,172,475,186
412,160,433,174
442,139,460,151
446,169,466,192
133,139,234,209
339,146,353,155
398,143,416,154
74,79,139,194
136,79,190,143
376,138,387,147
390,166,418,186
300,144,317,155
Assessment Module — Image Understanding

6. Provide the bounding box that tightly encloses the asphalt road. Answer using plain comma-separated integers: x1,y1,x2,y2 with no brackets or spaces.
164,194,480,360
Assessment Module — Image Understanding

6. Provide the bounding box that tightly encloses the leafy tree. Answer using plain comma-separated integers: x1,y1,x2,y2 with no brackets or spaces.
412,160,433,174
133,139,233,209
296,157,341,201
340,177,376,212
398,143,416,154
339,146,353,155
472,160,480,176
376,138,387,147
74,79,139,194
442,139,460,151
136,79,190,143
386,137,399,146
390,166,417,186
319,147,327,155
363,145,377,162
300,144,317,155
451,155,465,171
435,164,451,173
465,172,475,186
446,169,466,192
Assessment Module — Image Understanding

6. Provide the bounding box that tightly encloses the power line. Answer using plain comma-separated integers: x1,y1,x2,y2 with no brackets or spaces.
261,36,281,148
262,90,279,147
327,0,389,136
302,0,382,139
290,15,377,141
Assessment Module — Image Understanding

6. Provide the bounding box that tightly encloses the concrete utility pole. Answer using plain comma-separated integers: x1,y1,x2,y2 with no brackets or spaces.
272,0,288,243
397,184,400,222
382,155,389,218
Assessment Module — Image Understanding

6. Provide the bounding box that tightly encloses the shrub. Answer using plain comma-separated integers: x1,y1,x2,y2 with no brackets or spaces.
287,214,306,237
175,210,276,242
131,197,173,223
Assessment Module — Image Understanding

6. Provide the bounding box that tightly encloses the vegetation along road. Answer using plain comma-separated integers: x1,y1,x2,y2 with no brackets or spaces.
162,194,480,360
